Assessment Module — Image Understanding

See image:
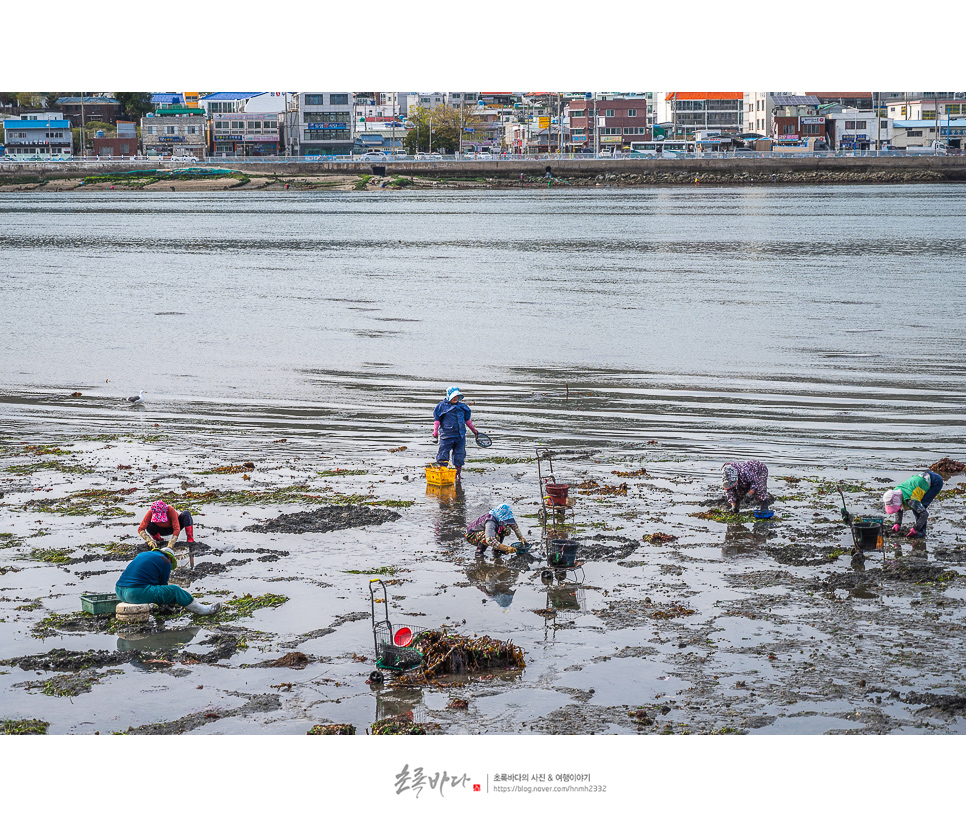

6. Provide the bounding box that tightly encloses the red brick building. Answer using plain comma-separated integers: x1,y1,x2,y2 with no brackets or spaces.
92,136,139,158
565,96,650,151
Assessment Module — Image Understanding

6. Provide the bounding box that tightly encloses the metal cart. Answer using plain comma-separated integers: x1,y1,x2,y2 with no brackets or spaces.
368,579,423,684
535,445,584,584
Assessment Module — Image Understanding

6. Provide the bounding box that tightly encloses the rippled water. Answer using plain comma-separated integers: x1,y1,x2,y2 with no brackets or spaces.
3,185,965,468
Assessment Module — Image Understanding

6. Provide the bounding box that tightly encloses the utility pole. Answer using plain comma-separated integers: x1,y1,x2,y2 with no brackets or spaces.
594,93,600,159
80,92,85,160
935,94,940,145
875,90,879,154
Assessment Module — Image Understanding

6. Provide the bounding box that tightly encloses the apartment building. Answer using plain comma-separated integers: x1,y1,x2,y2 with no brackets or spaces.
661,93,743,138
2,112,73,158
886,95,966,121
141,105,208,158
564,96,651,151
283,92,354,157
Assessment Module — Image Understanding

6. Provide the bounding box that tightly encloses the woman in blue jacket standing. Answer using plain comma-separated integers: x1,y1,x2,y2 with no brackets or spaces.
433,386,480,482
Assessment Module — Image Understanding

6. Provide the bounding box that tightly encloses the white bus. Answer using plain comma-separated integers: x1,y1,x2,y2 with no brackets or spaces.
629,140,693,158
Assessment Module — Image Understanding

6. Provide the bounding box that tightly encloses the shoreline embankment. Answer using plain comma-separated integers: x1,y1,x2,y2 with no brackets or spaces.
2,156,966,192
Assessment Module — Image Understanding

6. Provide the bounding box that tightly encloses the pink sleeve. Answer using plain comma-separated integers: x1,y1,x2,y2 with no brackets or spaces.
433,420,440,433
466,419,477,433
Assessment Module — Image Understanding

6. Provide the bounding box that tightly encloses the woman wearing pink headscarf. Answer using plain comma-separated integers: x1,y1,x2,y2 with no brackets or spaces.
137,500,195,550
883,470,944,539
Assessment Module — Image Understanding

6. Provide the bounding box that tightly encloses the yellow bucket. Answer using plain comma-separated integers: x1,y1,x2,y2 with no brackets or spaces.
425,464,457,487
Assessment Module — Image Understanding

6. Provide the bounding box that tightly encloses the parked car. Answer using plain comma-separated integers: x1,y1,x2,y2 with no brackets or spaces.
359,151,389,160
415,152,443,160
474,152,495,160
173,155,200,162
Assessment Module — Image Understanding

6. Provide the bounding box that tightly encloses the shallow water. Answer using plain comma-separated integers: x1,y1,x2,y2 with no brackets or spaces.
2,185,965,467
2,186,966,736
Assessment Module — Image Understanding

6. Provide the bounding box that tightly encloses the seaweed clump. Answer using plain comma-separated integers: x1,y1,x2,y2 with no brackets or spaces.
307,723,355,735
690,508,757,524
930,458,965,478
1,719,49,735
406,629,525,681
369,715,429,735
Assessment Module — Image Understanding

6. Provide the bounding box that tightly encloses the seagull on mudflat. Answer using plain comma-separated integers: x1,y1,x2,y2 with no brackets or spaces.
127,390,147,404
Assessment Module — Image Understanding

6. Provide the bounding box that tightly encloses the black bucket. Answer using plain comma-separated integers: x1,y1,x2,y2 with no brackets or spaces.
852,518,883,551
548,539,578,567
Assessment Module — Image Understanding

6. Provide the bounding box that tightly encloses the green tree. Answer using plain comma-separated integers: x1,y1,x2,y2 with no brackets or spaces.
44,92,61,110
113,92,153,121
403,104,485,154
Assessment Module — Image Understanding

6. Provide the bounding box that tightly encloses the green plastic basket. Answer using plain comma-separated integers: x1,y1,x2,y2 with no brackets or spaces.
80,592,119,615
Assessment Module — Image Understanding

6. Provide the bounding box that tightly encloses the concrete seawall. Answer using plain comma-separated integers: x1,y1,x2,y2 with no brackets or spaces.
5,156,966,185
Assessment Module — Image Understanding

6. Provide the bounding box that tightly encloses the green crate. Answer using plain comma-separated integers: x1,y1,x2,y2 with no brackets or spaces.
80,592,119,615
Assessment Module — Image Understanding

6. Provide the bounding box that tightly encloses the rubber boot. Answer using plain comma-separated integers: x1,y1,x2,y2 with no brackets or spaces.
185,525,195,543
455,467,462,481
185,599,221,616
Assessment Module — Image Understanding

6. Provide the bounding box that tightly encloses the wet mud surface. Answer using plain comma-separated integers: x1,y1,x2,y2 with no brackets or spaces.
243,505,400,534
2,430,966,735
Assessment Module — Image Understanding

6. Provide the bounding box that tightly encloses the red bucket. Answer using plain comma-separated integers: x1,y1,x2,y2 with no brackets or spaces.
545,483,570,506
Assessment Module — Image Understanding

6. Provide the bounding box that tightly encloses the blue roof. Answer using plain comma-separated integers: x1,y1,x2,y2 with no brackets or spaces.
152,93,183,105
199,92,266,102
3,119,71,128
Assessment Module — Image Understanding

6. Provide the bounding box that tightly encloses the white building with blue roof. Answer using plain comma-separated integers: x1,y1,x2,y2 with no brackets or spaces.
893,119,966,150
3,112,73,159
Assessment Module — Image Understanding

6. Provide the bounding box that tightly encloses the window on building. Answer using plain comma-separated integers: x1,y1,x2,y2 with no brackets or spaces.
304,94,325,106
628,109,637,117
330,94,349,105
305,129,350,140
922,110,936,120
907,130,923,137
605,109,615,117
304,112,349,123
166,126,176,134
570,110,586,118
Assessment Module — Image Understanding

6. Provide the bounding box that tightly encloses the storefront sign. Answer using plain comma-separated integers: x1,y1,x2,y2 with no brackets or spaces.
801,117,825,125
307,123,347,130
778,134,799,141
